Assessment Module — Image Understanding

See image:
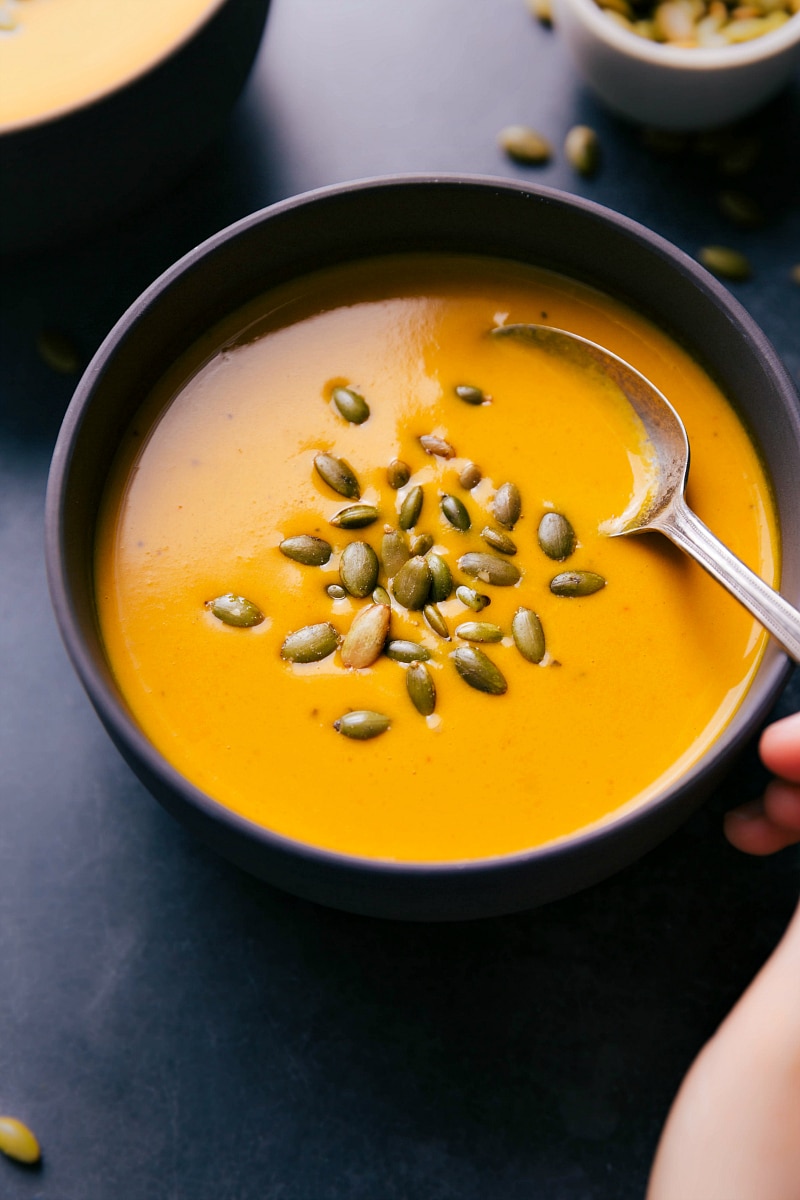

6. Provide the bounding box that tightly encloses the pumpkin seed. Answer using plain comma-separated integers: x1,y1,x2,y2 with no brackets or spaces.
0,1116,41,1165
331,385,370,424
281,622,340,662
385,639,432,663
37,328,82,374
420,433,456,459
372,585,391,606
717,190,764,228
406,662,436,716
207,594,264,628
698,245,751,281
387,458,411,489
451,646,508,695
498,125,552,165
481,526,517,555
537,511,576,561
399,484,424,530
526,0,553,24
511,607,546,663
492,482,521,529
329,503,380,529
326,583,347,600
410,532,435,556
334,710,391,740
790,264,800,286
341,603,391,668
550,570,607,597
457,552,521,586
455,585,491,612
423,603,450,640
392,555,432,610
380,528,410,577
314,452,360,498
279,534,333,566
427,552,453,602
458,461,483,490
564,125,600,176
441,493,471,531
454,384,488,405
455,621,503,643
339,540,379,597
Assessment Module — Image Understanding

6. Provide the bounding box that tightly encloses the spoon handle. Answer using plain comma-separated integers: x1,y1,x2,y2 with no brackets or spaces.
657,498,800,663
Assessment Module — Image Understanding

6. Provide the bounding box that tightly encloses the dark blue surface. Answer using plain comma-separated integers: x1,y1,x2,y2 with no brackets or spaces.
1,1,799,1195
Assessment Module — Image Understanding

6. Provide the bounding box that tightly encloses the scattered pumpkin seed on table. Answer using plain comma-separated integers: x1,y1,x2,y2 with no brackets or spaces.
0,1116,41,1165
564,125,600,177
498,125,552,165
698,245,751,281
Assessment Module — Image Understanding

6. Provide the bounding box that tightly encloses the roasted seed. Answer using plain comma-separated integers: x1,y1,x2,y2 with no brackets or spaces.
339,540,379,597
281,622,340,662
399,484,424,530
334,710,391,740
387,459,411,489
0,1116,41,1165
427,552,453,602
406,662,437,716
492,482,522,528
481,526,517,555
423,603,450,640
511,607,546,663
331,385,370,424
455,621,503,643
451,646,508,695
341,603,391,668
498,125,552,165
441,493,471,531
550,570,607,597
327,583,348,600
380,528,411,577
455,585,491,612
279,534,333,566
410,532,435,556
392,555,432,610
564,125,600,176
698,245,751,281
314,452,361,499
329,503,380,529
526,0,553,24
420,433,456,458
207,594,264,628
458,462,482,491
454,384,488,405
458,552,521,586
385,639,432,663
537,511,576,561
372,585,391,606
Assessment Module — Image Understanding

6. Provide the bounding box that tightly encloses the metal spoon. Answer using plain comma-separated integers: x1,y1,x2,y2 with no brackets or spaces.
491,323,800,663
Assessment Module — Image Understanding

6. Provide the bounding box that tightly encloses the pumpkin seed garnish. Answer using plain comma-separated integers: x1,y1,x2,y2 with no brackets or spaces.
392,555,432,610
441,493,471,531
564,125,600,176
372,585,391,606
326,583,348,600
331,385,370,424
427,552,453,602
451,646,508,695
457,552,521,586
406,662,437,716
399,484,424,530
454,384,488,406
420,433,456,459
481,526,517,555
329,503,380,529
698,245,751,281
410,532,435,556
455,585,491,612
458,461,483,490
207,594,265,628
341,603,391,669
386,639,432,663
511,607,546,663
334,710,391,740
550,570,607,597
339,540,379,597
281,622,340,663
380,528,410,577
0,1116,41,1165
455,621,503,643
423,603,450,640
537,511,576,561
314,452,361,499
492,482,522,529
387,458,411,489
498,125,552,165
279,534,333,566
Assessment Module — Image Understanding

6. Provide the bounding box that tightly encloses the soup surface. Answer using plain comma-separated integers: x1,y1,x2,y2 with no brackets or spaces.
0,0,216,126
95,255,778,862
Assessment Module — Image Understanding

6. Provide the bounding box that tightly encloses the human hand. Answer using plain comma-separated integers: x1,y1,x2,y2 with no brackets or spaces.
724,710,800,855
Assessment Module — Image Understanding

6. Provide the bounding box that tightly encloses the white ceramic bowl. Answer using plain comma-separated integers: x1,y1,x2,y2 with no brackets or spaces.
554,0,800,130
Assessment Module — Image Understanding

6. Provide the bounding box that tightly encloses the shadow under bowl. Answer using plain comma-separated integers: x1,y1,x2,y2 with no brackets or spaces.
45,176,800,920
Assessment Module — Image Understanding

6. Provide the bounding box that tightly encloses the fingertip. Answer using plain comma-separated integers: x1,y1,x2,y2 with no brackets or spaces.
723,800,800,856
763,779,800,834
759,711,800,782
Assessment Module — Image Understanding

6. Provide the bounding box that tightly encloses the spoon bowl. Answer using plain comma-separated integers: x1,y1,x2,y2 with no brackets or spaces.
492,322,800,663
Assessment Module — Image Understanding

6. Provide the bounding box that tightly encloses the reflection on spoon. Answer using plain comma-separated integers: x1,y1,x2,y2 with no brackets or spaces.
491,323,800,663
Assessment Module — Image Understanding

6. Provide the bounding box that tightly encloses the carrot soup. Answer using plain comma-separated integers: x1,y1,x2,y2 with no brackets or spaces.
94,254,778,862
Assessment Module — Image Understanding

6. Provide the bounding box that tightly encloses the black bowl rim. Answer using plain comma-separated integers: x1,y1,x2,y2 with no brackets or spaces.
44,172,799,886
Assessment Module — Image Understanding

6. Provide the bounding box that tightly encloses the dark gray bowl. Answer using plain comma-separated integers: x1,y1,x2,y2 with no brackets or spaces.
0,0,270,256
45,176,800,920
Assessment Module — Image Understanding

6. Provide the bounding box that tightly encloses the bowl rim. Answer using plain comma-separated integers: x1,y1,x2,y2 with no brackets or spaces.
44,173,799,886
0,0,230,136
556,0,800,72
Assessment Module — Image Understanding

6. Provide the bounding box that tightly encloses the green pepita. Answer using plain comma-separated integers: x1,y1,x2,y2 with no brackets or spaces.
451,646,508,695
372,585,391,606
385,639,432,663
406,662,437,716
454,384,488,405
498,125,552,165
455,621,503,643
340,603,391,669
399,484,424,530
492,482,522,529
481,526,517,555
427,552,453,602
564,125,600,176
550,570,607,597
331,385,370,424
281,622,340,663
457,552,521,586
420,433,456,459
717,190,764,229
314,452,361,499
279,534,333,566
440,493,471,531
326,583,347,600
0,1116,41,1165
380,528,411,577
392,555,432,610
329,503,380,529
458,461,483,490
455,585,491,612
423,603,450,640
698,245,751,281
339,540,379,597
387,459,411,489
207,594,265,628
537,511,576,561
511,607,546,663
334,710,391,740
410,532,435,556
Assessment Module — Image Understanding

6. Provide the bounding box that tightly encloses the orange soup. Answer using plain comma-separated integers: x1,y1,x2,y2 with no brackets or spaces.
95,255,778,862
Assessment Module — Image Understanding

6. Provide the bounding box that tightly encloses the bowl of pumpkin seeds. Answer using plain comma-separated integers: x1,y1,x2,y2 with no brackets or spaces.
554,0,800,129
